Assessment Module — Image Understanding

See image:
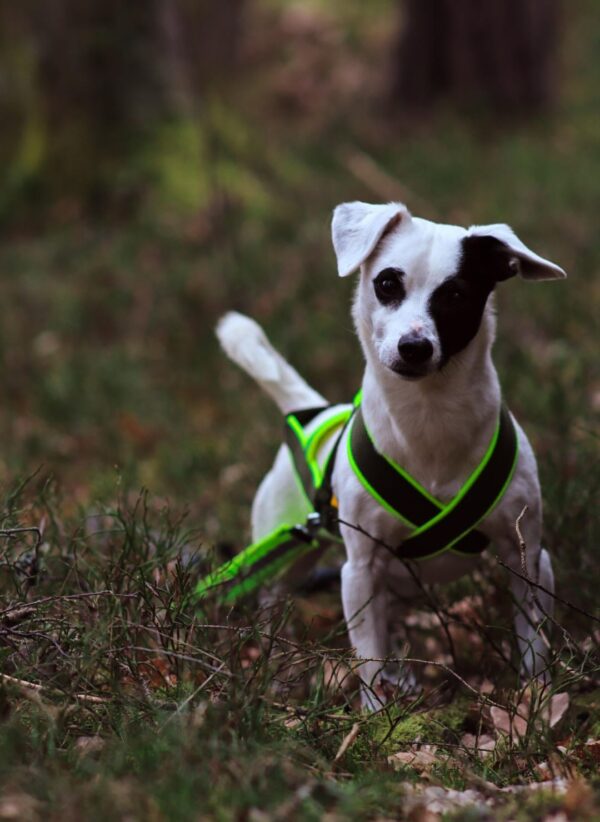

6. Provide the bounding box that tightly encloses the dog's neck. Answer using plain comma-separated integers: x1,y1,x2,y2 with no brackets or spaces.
359,309,501,497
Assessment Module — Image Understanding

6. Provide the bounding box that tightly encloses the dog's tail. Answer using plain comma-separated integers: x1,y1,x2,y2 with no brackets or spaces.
216,312,327,414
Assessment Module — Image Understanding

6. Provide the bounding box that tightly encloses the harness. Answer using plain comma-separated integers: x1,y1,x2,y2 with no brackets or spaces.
195,398,518,605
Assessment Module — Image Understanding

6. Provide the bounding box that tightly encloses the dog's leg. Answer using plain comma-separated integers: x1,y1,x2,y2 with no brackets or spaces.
341,553,389,710
498,532,554,685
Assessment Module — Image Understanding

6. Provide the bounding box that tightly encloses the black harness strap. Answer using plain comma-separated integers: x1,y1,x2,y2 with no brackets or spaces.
349,404,518,560
196,399,519,606
285,405,354,536
399,405,518,559
284,405,330,506
350,405,445,525
349,406,488,557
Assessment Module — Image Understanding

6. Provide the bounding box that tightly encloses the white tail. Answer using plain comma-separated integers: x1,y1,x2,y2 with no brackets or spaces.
215,312,326,414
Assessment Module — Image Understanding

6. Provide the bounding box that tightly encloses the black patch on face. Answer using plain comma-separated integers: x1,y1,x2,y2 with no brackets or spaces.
429,235,515,366
373,267,406,306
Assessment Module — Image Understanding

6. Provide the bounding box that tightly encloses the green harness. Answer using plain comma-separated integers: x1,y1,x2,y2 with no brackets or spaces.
194,398,519,605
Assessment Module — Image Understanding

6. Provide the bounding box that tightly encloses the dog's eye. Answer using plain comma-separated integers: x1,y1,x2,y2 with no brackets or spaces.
374,268,405,304
443,281,468,301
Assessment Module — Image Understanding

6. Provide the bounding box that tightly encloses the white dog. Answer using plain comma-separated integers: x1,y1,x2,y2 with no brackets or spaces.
216,201,566,709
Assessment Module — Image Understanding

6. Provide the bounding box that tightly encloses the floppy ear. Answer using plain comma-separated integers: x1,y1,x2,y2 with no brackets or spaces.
467,223,567,281
331,201,411,278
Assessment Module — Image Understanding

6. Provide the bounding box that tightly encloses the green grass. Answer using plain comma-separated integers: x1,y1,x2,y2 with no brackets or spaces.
0,0,598,818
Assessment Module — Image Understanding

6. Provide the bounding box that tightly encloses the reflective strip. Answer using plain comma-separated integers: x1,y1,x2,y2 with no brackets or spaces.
348,405,518,560
195,399,518,608
348,407,487,555
194,525,318,603
349,406,439,526
285,405,353,502
399,406,518,559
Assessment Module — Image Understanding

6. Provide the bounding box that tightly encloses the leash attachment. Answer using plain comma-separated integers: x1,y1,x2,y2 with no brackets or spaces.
194,522,320,605
195,406,353,605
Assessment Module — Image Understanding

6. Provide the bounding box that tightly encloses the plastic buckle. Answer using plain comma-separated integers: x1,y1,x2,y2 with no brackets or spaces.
291,512,322,543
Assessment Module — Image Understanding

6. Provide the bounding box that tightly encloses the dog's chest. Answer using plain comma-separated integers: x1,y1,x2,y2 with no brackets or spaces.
333,407,497,551
372,421,489,500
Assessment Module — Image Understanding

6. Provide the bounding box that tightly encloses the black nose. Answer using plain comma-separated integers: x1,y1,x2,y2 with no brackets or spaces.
398,335,433,365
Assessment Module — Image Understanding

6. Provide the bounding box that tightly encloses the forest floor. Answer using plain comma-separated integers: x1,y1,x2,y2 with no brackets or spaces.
0,1,598,819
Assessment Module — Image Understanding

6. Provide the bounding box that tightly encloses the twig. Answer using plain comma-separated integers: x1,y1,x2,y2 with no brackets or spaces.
0,527,41,546
515,506,530,578
0,590,140,618
0,672,109,704
496,558,600,625
333,722,360,764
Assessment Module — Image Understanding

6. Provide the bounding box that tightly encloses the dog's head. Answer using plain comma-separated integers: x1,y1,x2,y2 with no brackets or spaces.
332,202,566,380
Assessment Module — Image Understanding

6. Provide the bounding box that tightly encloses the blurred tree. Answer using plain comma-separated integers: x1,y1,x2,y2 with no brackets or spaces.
34,0,171,215
0,0,247,222
393,0,561,113
171,0,248,94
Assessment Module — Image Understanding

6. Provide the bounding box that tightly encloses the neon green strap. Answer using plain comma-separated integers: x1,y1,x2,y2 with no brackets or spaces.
195,524,318,604
347,403,519,560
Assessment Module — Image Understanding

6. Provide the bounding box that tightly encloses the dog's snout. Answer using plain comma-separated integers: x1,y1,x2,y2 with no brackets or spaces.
398,335,434,365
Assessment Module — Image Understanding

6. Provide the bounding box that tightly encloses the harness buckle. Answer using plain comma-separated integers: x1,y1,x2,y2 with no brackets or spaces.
306,512,323,534
291,512,322,543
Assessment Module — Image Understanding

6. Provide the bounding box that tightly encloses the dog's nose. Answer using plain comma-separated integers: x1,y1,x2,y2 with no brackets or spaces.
398,335,434,365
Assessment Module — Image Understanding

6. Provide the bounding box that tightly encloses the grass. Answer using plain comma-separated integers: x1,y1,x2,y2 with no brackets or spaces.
0,0,598,818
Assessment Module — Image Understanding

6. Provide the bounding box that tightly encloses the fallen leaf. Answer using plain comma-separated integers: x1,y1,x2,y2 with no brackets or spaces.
0,793,40,821
284,715,303,730
461,733,496,759
333,722,360,763
75,735,105,756
491,692,570,740
534,753,576,781
535,760,553,781
388,745,439,772
547,692,570,728
490,704,528,739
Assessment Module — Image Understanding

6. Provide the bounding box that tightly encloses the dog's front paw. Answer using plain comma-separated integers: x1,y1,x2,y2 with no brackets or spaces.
360,663,421,711
520,667,552,691
381,662,421,697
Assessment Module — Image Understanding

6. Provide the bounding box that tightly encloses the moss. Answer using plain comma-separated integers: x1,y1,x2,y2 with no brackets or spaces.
365,697,471,755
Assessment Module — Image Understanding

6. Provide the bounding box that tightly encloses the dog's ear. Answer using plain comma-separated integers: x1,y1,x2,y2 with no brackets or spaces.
332,201,410,277
467,224,567,281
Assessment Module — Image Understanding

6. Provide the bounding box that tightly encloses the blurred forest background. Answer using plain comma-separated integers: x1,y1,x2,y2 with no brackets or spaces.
0,0,596,523
0,0,598,580
0,2,598,817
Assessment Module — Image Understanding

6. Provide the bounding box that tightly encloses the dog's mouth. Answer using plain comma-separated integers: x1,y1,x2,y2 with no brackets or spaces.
389,362,430,380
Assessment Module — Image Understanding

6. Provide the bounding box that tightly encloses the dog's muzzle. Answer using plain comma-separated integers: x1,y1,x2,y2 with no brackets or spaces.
394,334,434,378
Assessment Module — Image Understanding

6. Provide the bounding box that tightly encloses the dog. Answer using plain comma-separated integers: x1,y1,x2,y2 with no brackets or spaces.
216,201,566,709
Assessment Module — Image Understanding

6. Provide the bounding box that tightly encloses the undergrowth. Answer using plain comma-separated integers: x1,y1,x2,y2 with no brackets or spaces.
0,477,598,819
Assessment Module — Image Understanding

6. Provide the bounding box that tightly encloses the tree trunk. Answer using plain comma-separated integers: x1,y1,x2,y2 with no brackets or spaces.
1,0,248,219
392,0,561,113
32,0,173,214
